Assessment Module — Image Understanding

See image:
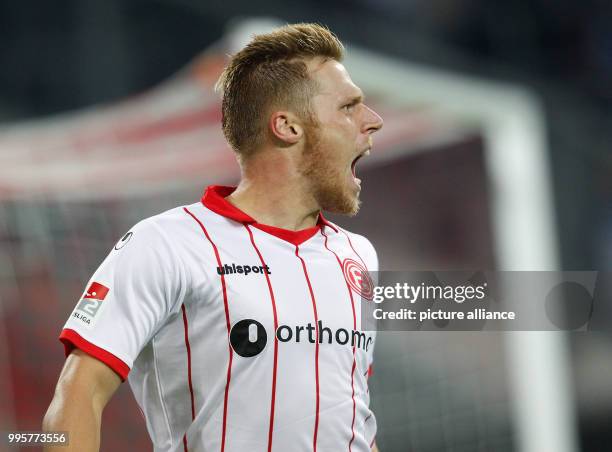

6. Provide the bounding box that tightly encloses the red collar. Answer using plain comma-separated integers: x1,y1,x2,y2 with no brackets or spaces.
201,185,337,245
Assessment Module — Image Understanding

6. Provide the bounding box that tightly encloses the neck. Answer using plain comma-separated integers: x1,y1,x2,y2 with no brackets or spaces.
226,150,320,231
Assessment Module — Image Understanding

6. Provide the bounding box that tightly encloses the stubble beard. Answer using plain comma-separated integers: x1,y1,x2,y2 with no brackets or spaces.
300,123,361,216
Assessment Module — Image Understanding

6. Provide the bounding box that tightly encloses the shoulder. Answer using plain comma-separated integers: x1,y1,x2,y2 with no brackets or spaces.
127,202,204,244
112,204,203,264
138,204,196,233
327,222,379,272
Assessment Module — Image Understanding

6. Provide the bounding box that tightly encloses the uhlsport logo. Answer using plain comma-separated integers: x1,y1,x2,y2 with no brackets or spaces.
342,258,374,300
72,281,109,328
229,318,374,358
217,263,271,276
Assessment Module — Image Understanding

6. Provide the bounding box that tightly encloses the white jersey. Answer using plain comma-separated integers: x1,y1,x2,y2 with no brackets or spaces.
60,185,378,452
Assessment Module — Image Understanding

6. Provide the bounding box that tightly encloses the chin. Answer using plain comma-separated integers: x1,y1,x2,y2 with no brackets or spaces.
318,184,361,216
342,199,361,217
300,129,363,215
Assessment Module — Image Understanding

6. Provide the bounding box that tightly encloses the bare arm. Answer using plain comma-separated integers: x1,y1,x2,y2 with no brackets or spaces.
42,349,121,452
372,441,380,452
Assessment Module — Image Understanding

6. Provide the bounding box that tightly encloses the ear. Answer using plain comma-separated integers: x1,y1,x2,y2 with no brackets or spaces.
269,111,303,145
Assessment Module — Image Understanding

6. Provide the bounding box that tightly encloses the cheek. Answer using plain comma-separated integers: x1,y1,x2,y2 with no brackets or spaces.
325,122,356,150
312,140,346,176
324,113,354,133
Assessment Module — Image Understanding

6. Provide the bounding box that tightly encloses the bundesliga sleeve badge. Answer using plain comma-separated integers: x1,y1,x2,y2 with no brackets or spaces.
70,281,110,329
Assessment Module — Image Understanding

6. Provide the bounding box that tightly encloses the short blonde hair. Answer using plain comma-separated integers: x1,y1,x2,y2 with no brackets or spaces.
216,23,344,157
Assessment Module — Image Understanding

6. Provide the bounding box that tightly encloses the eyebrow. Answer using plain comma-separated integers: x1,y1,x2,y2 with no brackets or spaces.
343,93,365,105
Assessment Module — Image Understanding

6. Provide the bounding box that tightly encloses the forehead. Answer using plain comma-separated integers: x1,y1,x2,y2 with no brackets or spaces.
307,58,362,100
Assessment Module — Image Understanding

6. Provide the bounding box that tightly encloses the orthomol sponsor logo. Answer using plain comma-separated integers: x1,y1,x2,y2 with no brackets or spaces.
229,318,373,358
217,263,271,276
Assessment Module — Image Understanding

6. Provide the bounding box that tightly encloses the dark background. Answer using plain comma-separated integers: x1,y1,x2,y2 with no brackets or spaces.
1,1,611,450
1,0,610,271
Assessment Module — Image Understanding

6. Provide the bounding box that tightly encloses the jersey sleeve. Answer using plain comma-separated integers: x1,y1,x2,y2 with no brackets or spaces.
59,218,188,381
348,233,379,372
346,231,378,272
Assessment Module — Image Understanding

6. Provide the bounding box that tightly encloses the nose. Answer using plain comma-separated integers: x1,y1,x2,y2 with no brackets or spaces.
362,104,383,135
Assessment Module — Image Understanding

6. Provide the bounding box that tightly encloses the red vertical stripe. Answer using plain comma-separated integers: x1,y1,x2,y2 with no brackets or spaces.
321,229,358,451
244,225,279,452
184,206,233,452
181,303,195,451
295,245,320,452
182,304,196,420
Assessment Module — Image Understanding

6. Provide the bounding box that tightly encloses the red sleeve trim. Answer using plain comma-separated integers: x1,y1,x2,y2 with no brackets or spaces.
59,328,130,381
367,364,374,377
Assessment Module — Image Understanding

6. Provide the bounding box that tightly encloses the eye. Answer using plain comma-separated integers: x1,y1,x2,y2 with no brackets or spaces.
342,103,355,112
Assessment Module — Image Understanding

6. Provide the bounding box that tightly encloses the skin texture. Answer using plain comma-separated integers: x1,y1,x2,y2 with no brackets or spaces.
42,57,383,452
42,349,121,452
227,57,383,229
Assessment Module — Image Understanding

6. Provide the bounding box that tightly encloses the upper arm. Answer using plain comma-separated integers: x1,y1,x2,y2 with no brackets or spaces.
50,349,121,413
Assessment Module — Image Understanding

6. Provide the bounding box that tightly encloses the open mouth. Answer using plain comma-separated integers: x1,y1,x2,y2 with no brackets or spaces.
351,149,370,179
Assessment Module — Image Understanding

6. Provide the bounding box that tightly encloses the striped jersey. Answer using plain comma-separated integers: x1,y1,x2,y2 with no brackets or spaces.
60,185,378,452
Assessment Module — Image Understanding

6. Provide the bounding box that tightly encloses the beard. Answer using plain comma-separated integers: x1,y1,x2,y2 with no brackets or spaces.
300,122,361,216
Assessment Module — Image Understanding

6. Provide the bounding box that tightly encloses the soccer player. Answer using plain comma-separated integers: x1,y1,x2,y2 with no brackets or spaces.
43,23,383,452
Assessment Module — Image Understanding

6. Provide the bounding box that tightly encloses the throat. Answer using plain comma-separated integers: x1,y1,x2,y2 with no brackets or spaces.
226,186,320,231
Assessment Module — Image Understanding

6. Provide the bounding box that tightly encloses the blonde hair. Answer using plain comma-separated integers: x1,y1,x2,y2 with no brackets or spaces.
216,23,344,157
